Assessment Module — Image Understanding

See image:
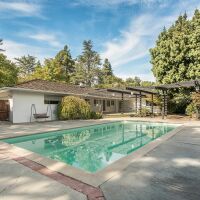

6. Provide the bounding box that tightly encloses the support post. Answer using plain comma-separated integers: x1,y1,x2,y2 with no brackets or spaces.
162,90,167,119
139,92,142,116
151,93,154,117
135,95,138,114
121,93,124,114
162,90,165,120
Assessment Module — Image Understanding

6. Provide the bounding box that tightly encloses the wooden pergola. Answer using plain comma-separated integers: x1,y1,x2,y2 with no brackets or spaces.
141,79,200,119
107,79,200,119
107,88,157,115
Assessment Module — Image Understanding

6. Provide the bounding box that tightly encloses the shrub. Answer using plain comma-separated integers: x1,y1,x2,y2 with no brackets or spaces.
139,107,151,117
58,96,103,120
90,111,103,119
186,103,197,118
58,96,91,120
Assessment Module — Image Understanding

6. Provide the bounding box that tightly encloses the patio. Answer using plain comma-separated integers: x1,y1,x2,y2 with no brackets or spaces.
0,118,200,200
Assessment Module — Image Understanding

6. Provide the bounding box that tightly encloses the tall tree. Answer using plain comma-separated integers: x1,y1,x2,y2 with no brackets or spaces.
150,11,200,84
15,55,39,78
54,45,75,82
0,39,4,51
187,9,200,79
74,40,101,86
125,77,141,87
102,58,113,76
150,11,200,113
0,54,18,87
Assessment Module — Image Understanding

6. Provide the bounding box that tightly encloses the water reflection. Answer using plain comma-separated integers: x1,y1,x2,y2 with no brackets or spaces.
4,122,175,173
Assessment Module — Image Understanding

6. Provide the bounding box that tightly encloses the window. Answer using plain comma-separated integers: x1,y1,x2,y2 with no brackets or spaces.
107,100,110,107
44,100,59,104
94,99,97,106
85,99,90,104
94,99,101,106
111,100,115,106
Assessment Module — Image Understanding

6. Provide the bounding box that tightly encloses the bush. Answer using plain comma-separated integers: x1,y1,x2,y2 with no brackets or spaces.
58,96,103,120
186,103,197,118
90,111,103,119
139,107,151,117
58,96,91,120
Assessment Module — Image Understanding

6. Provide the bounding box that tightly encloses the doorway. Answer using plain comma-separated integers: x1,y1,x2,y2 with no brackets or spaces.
103,100,106,112
0,100,9,121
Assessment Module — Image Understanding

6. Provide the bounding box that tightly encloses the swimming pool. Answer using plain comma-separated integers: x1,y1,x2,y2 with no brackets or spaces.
2,121,177,173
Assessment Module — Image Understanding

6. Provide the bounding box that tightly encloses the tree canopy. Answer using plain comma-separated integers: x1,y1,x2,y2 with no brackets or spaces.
150,10,200,84
0,53,18,87
15,55,40,78
73,40,101,86
0,39,4,51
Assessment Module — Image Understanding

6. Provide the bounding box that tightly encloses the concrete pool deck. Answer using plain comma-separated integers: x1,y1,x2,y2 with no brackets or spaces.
0,118,200,200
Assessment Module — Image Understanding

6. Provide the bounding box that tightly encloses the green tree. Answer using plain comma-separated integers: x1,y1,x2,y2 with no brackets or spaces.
74,40,101,86
150,11,200,114
102,58,113,76
187,9,200,79
0,39,4,51
0,54,18,87
54,45,75,82
150,12,200,84
30,45,75,82
99,58,114,86
15,55,39,78
125,77,141,87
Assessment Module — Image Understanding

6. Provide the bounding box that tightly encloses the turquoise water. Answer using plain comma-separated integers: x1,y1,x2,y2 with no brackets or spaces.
2,121,177,173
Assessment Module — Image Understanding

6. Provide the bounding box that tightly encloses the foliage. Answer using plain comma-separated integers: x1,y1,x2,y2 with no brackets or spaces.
102,58,113,76
186,103,196,117
90,111,103,119
139,107,151,117
97,75,124,88
0,53,18,87
186,92,200,118
54,45,75,82
145,94,162,107
191,92,200,106
98,58,115,86
150,11,200,84
150,10,200,114
72,40,101,86
58,96,102,120
58,96,91,120
15,55,40,78
0,39,4,51
37,46,75,82
168,92,191,114
125,77,141,87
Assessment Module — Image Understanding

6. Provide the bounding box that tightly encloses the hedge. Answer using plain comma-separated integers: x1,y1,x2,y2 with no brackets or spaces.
58,96,102,120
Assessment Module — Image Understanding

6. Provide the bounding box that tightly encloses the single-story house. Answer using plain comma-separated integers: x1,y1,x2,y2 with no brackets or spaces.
0,79,160,123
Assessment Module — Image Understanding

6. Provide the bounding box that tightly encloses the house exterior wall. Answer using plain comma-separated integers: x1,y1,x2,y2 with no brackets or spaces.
12,91,58,123
7,91,161,123
83,97,119,113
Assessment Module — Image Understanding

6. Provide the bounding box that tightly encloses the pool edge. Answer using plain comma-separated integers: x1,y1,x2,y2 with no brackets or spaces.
0,124,185,187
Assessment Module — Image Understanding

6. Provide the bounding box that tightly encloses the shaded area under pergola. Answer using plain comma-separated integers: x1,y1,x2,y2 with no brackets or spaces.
107,79,200,119
129,79,200,119
107,88,157,115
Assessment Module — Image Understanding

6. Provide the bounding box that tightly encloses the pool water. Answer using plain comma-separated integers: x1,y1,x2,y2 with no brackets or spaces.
2,121,177,173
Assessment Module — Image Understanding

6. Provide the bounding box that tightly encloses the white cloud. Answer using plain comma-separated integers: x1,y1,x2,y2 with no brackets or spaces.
0,1,41,16
2,40,55,62
72,0,164,7
28,33,62,47
101,14,164,67
101,0,200,68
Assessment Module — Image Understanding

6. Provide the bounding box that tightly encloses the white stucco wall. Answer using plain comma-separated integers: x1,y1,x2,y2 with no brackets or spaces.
12,91,57,123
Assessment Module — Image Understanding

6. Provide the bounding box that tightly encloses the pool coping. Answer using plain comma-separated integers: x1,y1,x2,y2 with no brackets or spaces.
0,121,185,187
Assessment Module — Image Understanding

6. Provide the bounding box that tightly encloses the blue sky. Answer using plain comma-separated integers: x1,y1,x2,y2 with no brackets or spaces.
1,0,200,81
